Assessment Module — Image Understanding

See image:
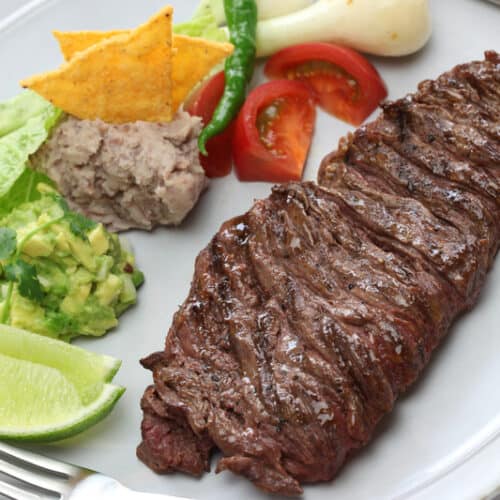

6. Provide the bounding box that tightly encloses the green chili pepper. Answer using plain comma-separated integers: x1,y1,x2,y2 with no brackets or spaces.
198,0,258,156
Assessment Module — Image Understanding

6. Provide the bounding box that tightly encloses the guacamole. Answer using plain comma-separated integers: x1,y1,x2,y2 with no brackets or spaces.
0,184,144,341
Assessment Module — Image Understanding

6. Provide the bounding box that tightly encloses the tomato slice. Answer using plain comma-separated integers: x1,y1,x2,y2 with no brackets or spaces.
265,43,387,126
185,71,234,178
233,80,316,183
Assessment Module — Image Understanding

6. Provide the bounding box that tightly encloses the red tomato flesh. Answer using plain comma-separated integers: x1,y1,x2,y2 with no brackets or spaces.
265,43,387,126
185,71,234,178
233,80,316,183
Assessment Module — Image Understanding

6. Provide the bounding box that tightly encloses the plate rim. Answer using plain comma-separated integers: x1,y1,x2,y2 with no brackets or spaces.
0,1,499,499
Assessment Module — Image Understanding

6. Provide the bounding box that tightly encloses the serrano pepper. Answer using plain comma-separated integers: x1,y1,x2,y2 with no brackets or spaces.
198,0,257,155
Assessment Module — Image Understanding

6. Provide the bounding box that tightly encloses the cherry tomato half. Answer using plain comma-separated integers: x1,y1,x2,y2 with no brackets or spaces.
185,71,234,178
233,80,316,183
265,43,387,126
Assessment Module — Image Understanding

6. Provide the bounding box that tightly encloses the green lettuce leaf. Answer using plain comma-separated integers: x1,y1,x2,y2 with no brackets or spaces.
174,0,228,43
0,91,56,137
0,91,62,202
0,168,55,219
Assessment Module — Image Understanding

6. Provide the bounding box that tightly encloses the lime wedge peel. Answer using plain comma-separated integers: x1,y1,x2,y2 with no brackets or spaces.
0,325,125,442
0,380,125,442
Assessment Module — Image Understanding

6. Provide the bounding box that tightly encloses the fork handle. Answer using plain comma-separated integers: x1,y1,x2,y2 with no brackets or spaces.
123,488,191,500
69,474,192,500
118,490,189,500
118,489,188,500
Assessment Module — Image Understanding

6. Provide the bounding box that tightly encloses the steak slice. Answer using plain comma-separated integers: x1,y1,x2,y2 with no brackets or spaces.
138,52,500,495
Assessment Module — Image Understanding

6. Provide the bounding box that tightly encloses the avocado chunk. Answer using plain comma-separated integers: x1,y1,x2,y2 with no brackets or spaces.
61,283,91,315
22,232,55,258
95,274,122,306
88,225,109,256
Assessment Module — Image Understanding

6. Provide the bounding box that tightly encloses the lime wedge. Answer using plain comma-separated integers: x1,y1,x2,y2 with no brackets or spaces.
0,325,124,442
0,324,120,404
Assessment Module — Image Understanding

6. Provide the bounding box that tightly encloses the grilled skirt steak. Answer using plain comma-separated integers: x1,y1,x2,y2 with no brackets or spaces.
137,52,500,495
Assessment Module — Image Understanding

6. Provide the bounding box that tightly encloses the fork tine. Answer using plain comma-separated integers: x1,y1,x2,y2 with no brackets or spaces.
0,443,83,478
0,456,67,496
0,477,47,500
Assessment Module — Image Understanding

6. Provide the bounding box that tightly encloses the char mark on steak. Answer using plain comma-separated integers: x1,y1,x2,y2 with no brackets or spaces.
138,51,500,496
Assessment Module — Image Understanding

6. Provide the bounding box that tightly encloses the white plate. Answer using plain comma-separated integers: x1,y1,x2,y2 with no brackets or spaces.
1,1,500,499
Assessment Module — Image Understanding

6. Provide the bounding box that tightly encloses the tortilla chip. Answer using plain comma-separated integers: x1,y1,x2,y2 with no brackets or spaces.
53,30,128,61
54,30,233,113
170,35,233,111
21,6,174,123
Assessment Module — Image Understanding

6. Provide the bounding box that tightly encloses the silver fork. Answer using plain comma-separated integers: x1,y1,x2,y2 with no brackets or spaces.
0,441,189,500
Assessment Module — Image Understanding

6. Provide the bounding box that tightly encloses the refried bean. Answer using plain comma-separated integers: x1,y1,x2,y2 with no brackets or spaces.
31,111,207,231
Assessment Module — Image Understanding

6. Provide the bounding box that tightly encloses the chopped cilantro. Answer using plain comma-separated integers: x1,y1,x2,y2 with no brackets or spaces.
54,194,96,240
68,212,97,240
0,227,17,260
5,258,45,303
